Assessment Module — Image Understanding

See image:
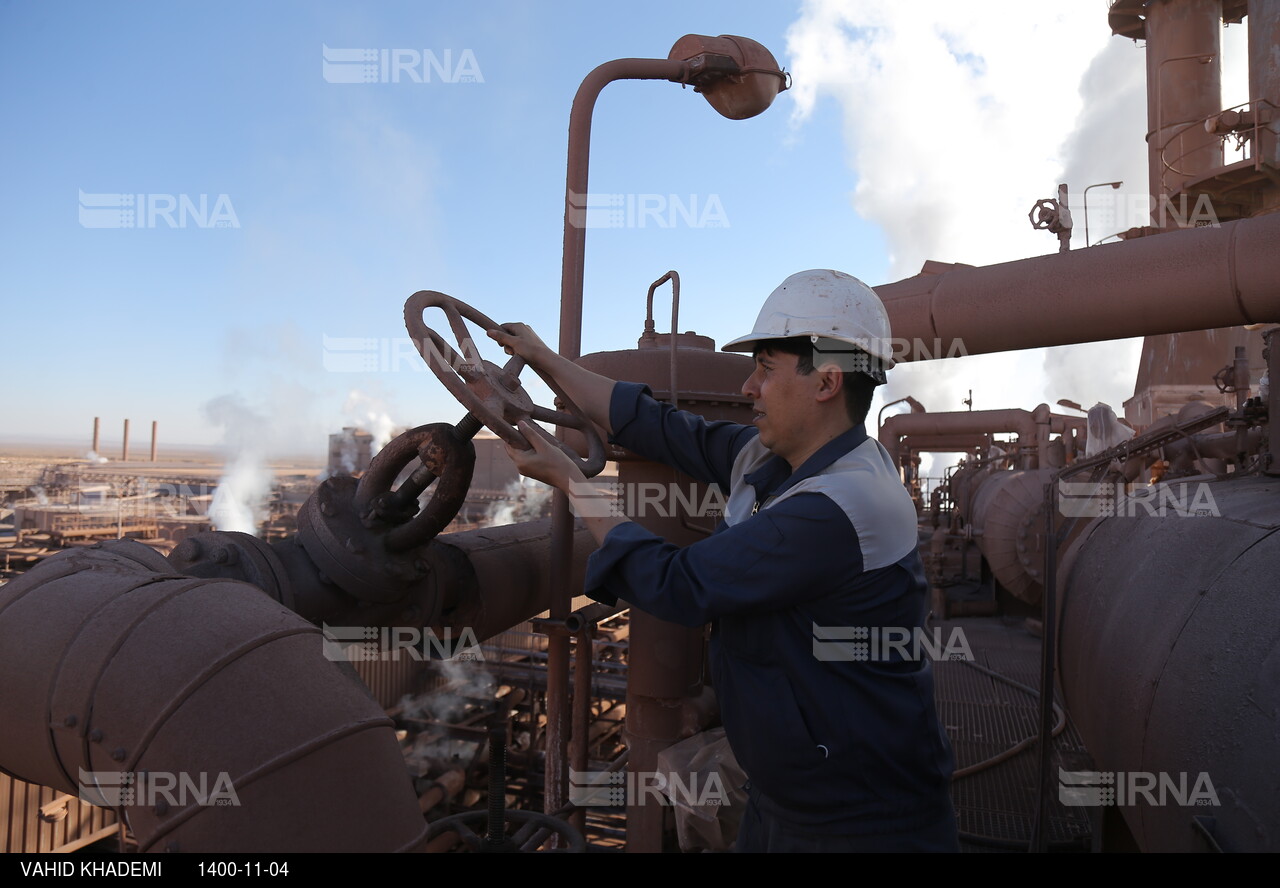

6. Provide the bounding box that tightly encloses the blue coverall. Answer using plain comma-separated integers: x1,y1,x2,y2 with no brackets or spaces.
585,383,958,852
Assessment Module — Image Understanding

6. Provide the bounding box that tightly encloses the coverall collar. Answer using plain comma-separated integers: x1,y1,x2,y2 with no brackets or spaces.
744,423,870,506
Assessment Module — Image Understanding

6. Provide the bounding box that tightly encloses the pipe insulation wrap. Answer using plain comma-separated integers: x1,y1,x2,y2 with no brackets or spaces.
0,540,428,853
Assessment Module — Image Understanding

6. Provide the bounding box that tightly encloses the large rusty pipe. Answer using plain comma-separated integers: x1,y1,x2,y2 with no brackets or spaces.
0,541,428,852
1056,476,1280,851
898,434,990,455
426,518,593,644
1145,0,1223,217
877,213,1280,359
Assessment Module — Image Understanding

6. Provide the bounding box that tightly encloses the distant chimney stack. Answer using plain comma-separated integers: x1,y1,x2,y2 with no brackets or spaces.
92,417,101,454
150,421,158,462
122,419,130,462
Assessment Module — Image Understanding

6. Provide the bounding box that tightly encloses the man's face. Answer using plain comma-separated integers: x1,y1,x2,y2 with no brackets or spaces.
741,347,823,466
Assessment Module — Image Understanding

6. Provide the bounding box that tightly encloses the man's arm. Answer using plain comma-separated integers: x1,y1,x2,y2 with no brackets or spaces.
504,422,860,625
491,323,755,488
584,492,861,626
488,323,616,434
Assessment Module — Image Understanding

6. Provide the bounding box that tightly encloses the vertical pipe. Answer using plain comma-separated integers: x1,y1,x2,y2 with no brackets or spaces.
1267,330,1280,475
121,419,130,462
1248,0,1280,186
91,417,100,455
549,56,688,834
569,626,592,834
150,421,158,463
1145,0,1223,228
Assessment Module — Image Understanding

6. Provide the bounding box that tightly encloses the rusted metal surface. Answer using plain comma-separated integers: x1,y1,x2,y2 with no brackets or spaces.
0,540,428,852
881,408,1048,470
356,422,477,552
964,469,1054,605
1144,0,1223,222
406,291,606,477
1057,476,1280,851
425,517,593,643
666,35,787,121
876,213,1280,361
1249,0,1280,181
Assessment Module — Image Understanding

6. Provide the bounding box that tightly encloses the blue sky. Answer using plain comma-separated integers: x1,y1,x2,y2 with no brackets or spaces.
1,1,1244,460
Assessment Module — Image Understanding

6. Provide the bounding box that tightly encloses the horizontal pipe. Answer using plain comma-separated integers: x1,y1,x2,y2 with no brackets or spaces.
877,214,1280,358
881,409,1040,467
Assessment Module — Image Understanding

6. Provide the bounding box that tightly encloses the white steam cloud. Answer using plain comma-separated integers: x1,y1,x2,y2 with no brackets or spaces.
784,2,1241,475
205,395,275,536
343,389,398,454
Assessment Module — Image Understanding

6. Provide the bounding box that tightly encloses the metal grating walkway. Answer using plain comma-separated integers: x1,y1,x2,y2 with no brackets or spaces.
933,617,1094,852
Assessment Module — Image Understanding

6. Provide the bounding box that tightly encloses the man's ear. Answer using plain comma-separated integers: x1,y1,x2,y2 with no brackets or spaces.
813,365,844,405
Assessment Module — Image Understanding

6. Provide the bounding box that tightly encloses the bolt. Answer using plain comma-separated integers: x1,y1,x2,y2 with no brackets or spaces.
213,548,229,564
63,715,77,728
173,538,202,561
89,729,103,743
111,748,126,762
345,537,363,555
414,560,428,576
320,501,336,517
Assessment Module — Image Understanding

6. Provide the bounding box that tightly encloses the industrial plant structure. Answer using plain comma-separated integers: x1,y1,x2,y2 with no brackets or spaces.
1,1,1277,854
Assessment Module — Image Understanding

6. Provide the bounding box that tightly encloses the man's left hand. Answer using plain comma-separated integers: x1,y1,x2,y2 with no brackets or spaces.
505,420,585,490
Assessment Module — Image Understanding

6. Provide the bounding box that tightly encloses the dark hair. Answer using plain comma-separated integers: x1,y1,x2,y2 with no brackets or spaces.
753,338,880,425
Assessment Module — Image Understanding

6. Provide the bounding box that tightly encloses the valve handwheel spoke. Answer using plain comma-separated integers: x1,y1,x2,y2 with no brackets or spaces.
405,290,606,477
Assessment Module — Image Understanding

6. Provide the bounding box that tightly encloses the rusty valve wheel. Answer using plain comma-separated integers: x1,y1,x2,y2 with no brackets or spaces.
404,290,606,478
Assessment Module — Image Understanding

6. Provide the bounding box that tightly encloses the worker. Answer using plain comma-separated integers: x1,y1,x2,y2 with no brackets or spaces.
489,269,957,852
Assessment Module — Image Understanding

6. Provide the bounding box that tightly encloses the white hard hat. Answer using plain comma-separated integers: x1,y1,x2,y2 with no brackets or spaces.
721,269,894,381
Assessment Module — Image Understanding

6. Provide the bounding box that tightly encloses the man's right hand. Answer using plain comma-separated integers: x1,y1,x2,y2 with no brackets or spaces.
485,320,619,436
488,323,554,368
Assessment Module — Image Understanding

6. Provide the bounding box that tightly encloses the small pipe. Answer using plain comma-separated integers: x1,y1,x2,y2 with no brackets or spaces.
569,624,592,835
150,421,158,463
121,419,129,462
